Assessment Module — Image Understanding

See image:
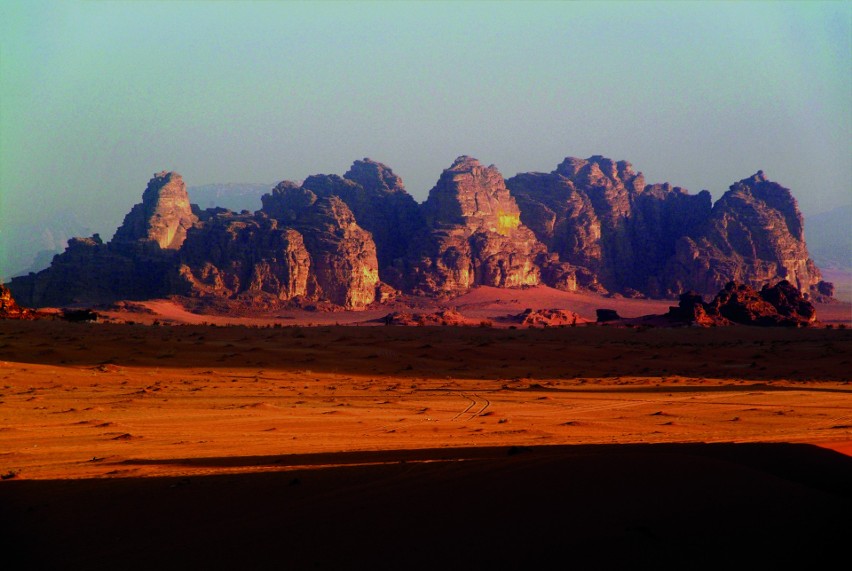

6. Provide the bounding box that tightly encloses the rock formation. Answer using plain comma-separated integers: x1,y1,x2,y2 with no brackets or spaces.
113,171,197,250
299,159,426,288
667,280,817,327
6,171,196,307
5,157,834,309
260,185,379,308
381,309,473,326
507,156,712,294
407,156,555,295
663,172,830,300
177,211,312,303
508,157,830,300
0,284,36,319
513,308,584,327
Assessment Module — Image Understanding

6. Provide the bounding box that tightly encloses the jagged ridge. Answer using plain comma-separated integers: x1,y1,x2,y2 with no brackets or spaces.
5,155,833,308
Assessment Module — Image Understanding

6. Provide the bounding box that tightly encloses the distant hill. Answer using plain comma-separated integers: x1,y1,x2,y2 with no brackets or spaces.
806,205,852,270
187,183,273,213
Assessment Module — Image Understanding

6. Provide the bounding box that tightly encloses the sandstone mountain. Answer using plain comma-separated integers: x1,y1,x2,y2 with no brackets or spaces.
662,171,827,298
507,157,830,300
5,155,833,309
407,156,561,295
113,171,198,250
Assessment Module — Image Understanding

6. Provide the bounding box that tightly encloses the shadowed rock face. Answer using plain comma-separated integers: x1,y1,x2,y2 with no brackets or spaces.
409,156,552,295
508,158,829,300
113,172,198,250
178,213,311,302
663,172,829,300
507,156,714,295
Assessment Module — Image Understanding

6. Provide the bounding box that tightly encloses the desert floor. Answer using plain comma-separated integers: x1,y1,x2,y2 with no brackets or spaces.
1,289,851,568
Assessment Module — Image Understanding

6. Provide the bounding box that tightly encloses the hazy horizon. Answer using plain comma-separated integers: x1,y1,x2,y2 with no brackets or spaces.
1,1,850,278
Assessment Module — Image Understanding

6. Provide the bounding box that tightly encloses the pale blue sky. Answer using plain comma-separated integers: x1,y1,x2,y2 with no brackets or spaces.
1,1,850,277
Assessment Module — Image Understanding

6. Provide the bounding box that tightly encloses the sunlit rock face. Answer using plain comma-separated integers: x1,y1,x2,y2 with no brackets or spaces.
507,157,828,299
113,171,198,250
408,156,550,295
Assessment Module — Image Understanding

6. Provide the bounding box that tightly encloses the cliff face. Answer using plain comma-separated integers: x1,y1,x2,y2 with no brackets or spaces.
408,156,551,295
507,157,825,299
663,172,828,299
177,212,311,302
300,159,426,288
260,186,379,308
508,156,713,294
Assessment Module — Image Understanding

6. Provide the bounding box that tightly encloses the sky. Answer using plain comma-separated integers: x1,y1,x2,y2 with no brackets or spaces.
1,0,850,277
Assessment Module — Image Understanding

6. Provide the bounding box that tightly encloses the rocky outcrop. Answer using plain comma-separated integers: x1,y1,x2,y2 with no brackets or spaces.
113,171,198,250
663,172,830,300
513,308,585,327
6,234,175,306
667,280,817,327
177,211,311,302
299,159,426,287
408,156,554,295
0,284,37,319
381,309,475,326
507,156,714,294
261,185,379,309
5,171,198,307
595,309,622,323
508,158,829,300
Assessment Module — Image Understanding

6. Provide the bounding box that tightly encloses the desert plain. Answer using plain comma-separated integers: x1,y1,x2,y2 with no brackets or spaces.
1,287,851,568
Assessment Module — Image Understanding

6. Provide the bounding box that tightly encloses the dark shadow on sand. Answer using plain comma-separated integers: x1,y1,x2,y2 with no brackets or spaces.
2,320,851,382
2,443,850,569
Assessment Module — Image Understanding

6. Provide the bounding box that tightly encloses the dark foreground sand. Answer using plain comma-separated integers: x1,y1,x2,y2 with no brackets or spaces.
1,289,851,568
2,443,851,568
